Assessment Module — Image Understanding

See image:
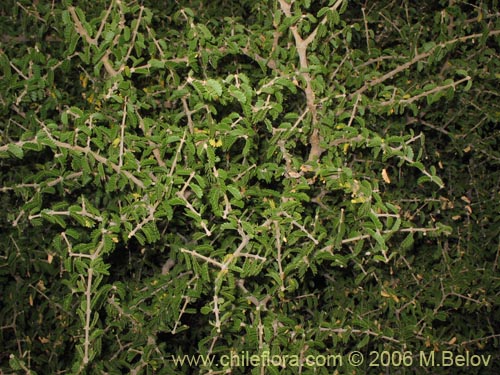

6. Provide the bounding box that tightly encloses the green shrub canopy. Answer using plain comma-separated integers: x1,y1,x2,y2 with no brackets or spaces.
1,0,499,374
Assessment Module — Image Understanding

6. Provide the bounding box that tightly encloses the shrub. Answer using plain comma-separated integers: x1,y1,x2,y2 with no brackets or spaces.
1,1,498,374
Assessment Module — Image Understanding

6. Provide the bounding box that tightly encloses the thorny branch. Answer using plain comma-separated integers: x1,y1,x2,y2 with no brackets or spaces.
37,119,146,189
350,30,500,100
380,76,471,107
68,4,118,76
277,0,344,162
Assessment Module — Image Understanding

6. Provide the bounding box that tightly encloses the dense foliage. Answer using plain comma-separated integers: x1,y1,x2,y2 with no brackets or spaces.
1,0,499,374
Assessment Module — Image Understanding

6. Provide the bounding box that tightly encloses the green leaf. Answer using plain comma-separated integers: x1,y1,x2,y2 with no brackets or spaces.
356,334,370,349
229,85,246,103
417,175,431,185
422,41,436,52
410,161,425,171
8,143,24,158
317,7,330,18
149,59,164,68
276,77,297,93
463,78,472,91
9,355,23,371
400,233,414,250
226,185,242,200
190,183,203,198
206,79,222,98
354,272,366,285
142,222,160,243
430,174,444,188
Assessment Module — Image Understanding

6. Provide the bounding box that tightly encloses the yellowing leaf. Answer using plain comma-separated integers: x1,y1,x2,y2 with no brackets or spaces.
79,73,88,88
351,196,367,204
112,138,120,148
343,143,349,154
382,168,391,184
300,164,313,172
39,337,50,344
37,280,46,291
209,138,223,147
288,171,302,178
381,289,399,303
269,199,276,209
